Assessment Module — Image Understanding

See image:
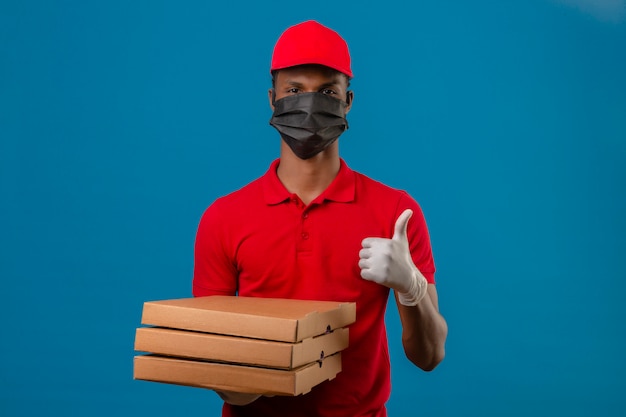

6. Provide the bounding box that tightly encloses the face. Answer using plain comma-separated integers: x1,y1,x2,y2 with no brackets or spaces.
269,65,353,113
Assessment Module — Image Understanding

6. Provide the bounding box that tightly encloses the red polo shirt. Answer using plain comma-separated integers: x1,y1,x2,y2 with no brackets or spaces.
193,158,435,417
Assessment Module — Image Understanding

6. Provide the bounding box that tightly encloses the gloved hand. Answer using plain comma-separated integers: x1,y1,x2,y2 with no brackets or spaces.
215,390,262,406
359,209,428,306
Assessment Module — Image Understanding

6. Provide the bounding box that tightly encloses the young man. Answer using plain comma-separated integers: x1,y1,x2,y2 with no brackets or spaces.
193,20,448,417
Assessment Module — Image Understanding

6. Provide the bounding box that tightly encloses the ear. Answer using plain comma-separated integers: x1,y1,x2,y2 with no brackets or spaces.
345,90,354,114
268,88,275,111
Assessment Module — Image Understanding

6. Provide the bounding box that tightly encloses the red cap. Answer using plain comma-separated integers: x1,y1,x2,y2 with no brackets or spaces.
271,20,353,78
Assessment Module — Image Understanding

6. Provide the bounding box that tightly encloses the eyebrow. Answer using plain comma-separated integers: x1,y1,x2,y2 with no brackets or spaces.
284,80,341,89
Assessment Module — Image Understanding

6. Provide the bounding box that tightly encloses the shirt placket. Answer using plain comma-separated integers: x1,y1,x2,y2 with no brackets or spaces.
292,195,313,253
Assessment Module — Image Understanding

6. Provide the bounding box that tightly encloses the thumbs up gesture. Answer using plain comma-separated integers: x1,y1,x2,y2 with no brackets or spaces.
359,209,428,306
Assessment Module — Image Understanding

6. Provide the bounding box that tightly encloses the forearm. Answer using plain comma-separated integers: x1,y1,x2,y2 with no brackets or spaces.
396,285,448,371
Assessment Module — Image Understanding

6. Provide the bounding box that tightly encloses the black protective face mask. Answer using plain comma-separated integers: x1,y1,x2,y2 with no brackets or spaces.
269,92,349,160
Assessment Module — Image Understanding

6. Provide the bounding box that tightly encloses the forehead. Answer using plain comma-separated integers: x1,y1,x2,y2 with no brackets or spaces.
275,64,348,87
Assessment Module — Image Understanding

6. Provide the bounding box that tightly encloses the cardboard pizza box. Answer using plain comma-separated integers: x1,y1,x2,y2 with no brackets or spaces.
140,296,356,343
134,326,349,369
133,352,342,396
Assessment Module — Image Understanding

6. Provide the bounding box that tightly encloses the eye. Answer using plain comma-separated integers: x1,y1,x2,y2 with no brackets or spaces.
287,87,300,94
320,88,336,95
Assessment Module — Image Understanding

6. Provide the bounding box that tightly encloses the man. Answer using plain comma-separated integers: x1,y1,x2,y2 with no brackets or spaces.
193,20,447,417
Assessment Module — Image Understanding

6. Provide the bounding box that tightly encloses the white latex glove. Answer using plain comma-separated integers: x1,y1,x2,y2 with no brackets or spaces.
359,209,428,306
214,390,261,406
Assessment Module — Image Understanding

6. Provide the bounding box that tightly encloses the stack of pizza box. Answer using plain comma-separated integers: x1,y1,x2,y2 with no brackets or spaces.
134,295,356,396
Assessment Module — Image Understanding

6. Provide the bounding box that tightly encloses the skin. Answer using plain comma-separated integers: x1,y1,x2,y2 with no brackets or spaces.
269,65,352,206
269,65,448,371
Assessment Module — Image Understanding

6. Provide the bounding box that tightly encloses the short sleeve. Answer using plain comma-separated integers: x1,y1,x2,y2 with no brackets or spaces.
192,200,238,297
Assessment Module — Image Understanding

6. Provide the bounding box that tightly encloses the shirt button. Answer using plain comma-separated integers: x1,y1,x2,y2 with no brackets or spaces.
302,212,309,219
301,232,309,240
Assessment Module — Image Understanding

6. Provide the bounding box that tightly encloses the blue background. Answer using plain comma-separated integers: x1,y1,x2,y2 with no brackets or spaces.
1,1,625,416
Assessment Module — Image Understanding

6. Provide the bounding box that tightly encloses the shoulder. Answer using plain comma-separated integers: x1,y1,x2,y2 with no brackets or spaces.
349,167,430,237
214,176,264,208
198,175,265,229
352,169,418,206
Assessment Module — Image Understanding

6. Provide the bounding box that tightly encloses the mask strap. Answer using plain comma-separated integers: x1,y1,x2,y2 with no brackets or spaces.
271,89,276,106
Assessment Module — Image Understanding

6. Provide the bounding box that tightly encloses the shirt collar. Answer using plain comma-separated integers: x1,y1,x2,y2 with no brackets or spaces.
262,158,356,205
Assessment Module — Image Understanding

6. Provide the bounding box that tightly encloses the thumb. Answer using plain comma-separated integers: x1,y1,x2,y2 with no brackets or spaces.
392,209,413,242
